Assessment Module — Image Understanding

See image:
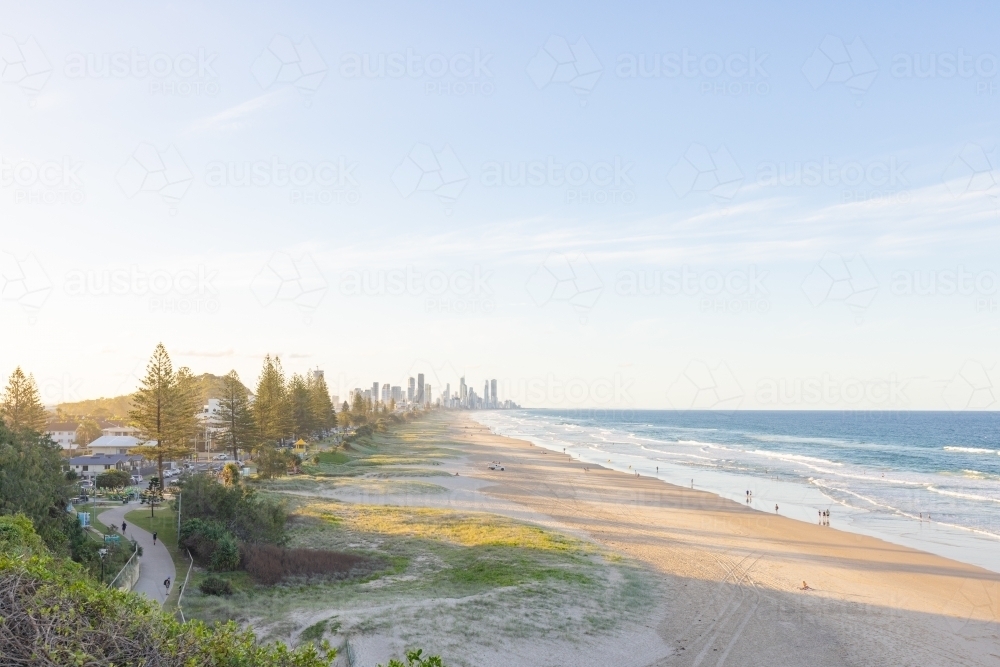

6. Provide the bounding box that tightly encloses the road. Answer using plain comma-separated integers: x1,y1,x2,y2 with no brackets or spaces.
97,502,177,605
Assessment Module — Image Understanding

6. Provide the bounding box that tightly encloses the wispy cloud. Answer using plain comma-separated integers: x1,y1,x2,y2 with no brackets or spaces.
183,90,288,134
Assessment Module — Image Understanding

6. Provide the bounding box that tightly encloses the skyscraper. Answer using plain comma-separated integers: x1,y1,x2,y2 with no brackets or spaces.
459,377,467,405
381,383,390,403
417,373,424,404
425,384,432,405
491,379,497,408
408,377,415,403
484,380,489,407
372,382,379,405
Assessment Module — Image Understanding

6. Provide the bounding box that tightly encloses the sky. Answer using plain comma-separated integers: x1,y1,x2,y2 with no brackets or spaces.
2,0,1000,410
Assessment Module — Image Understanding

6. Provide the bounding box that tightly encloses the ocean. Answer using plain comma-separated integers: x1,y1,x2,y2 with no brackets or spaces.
467,409,1000,573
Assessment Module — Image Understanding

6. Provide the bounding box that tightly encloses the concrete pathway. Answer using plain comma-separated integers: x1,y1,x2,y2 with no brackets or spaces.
97,502,176,605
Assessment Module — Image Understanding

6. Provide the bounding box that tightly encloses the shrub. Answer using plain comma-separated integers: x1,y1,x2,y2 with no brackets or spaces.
180,519,227,563
175,474,287,545
198,575,233,596
210,534,240,572
96,469,131,489
240,543,369,585
379,649,445,667
256,445,292,479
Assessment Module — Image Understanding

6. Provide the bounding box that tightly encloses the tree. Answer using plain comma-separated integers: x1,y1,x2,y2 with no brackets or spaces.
255,445,290,480
220,462,241,487
171,367,202,452
308,371,336,433
75,418,102,447
0,422,71,548
288,373,315,439
1,367,47,432
129,344,195,490
253,355,290,447
95,469,131,489
217,370,254,461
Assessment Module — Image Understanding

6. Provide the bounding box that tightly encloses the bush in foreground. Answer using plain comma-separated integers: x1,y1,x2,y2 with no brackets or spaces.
0,514,335,666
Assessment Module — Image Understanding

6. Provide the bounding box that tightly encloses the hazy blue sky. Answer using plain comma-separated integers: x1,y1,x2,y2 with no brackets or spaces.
2,1,999,409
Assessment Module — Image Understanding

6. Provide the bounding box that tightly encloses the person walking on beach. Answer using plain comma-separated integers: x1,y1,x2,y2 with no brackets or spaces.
152,532,157,545
775,504,779,513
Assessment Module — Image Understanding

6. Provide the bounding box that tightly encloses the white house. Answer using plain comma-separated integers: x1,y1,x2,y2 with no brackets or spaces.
69,453,143,480
87,435,145,456
46,421,79,450
102,425,141,438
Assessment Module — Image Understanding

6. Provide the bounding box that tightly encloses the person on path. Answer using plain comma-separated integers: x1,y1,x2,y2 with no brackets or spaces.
152,532,157,545
164,577,171,594
122,521,127,533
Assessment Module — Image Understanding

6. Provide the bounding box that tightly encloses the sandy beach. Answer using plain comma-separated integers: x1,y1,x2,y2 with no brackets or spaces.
446,412,1000,666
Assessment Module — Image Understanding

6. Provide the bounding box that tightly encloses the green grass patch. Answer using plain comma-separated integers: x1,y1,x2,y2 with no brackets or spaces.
313,451,350,465
125,507,179,551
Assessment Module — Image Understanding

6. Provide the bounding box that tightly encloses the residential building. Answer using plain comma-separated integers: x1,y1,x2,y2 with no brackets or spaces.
46,421,79,449
102,425,140,438
69,453,143,481
381,383,390,403
87,435,144,457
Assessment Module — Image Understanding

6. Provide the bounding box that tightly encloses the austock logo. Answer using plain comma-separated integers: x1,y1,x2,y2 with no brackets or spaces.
0,251,51,322
250,252,328,323
527,35,602,103
252,35,327,96
116,144,193,205
0,34,52,95
526,253,603,323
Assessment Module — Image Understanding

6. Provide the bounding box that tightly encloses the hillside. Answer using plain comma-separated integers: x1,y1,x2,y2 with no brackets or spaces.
57,373,250,420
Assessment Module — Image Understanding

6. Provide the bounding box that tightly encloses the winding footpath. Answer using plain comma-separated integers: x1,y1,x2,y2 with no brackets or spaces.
97,502,177,605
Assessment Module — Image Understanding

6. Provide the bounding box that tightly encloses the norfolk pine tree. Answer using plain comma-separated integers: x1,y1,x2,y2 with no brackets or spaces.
217,370,255,461
0,367,48,432
129,344,196,489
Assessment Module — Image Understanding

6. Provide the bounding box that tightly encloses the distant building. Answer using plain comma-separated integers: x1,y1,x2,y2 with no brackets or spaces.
102,425,141,438
491,379,497,407
425,384,431,405
372,382,379,404
197,398,221,424
407,377,415,403
46,421,79,449
331,395,339,407
69,453,143,481
313,369,324,381
88,435,144,457
391,386,402,403
484,381,489,406
417,374,424,404
381,383,390,403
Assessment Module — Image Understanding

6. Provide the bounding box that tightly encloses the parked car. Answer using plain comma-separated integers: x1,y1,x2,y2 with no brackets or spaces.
214,454,228,460
131,475,143,484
